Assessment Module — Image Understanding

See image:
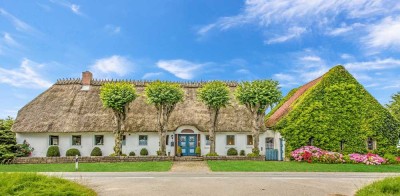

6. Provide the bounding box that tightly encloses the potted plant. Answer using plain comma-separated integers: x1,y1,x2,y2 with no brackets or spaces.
195,146,201,157
177,146,182,157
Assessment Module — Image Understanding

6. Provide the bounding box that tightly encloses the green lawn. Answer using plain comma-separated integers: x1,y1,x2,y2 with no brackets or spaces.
356,176,400,196
208,161,400,172
0,162,172,172
0,173,96,196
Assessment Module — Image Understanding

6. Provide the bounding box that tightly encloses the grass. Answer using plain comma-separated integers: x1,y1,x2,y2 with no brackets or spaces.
207,161,400,172
0,162,173,172
356,176,400,196
0,173,96,196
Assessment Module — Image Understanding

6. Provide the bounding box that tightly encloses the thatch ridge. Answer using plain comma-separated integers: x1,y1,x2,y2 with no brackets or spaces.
13,80,252,133
55,78,239,87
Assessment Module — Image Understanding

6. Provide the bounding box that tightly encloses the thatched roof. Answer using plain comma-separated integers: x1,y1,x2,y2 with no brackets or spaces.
12,78,253,133
266,76,322,127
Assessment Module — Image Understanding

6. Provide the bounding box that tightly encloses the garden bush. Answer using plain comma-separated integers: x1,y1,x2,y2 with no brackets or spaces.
291,146,344,163
227,148,238,156
240,150,245,156
140,148,148,156
195,147,201,156
206,152,218,156
177,146,182,156
252,148,260,156
66,148,80,156
109,153,127,156
46,146,60,157
129,151,135,156
90,147,102,156
349,153,386,165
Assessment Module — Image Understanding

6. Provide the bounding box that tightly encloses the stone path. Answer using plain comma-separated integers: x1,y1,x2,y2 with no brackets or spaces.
170,161,211,173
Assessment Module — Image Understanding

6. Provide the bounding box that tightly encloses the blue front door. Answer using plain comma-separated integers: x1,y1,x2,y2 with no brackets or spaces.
178,134,197,156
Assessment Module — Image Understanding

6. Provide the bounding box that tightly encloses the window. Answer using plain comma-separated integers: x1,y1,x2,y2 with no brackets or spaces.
367,137,375,150
308,137,314,146
72,135,81,146
265,137,274,149
94,135,104,145
226,135,235,145
166,135,169,145
139,135,148,146
122,135,126,146
205,135,210,146
247,135,253,145
340,140,345,151
49,135,59,145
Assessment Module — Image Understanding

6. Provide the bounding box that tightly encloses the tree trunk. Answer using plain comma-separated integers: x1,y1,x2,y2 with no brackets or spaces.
209,108,219,154
159,127,167,156
157,106,168,156
251,112,260,154
113,115,123,156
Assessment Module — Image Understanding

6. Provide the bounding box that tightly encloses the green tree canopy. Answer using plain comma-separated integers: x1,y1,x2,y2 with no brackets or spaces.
197,81,230,154
145,81,184,155
100,82,138,113
387,92,400,121
100,82,138,155
235,80,282,154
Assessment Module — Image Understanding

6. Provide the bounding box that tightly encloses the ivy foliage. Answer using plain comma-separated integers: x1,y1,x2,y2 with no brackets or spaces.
273,65,400,154
197,81,230,110
386,92,400,121
100,82,138,113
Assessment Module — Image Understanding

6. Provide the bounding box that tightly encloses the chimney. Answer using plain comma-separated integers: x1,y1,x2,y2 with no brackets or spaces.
82,71,92,85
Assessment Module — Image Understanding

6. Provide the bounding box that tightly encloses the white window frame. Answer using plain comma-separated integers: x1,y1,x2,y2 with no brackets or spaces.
94,135,104,146
49,135,59,146
72,135,81,146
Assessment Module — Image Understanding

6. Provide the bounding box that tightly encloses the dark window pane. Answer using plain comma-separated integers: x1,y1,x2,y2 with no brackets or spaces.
122,135,126,146
139,135,148,146
95,135,104,145
247,135,253,145
227,135,235,145
49,135,59,145
265,137,274,149
205,135,210,146
72,135,81,145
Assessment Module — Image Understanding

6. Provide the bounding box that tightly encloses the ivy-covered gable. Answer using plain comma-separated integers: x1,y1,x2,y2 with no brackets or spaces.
269,65,400,154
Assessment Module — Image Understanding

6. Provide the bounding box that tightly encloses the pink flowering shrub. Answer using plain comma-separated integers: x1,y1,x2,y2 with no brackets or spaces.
291,146,344,163
349,153,386,165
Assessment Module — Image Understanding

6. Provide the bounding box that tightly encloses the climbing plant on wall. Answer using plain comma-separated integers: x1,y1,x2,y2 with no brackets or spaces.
272,66,400,155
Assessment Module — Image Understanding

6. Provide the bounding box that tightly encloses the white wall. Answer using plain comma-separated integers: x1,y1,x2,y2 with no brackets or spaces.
16,128,284,159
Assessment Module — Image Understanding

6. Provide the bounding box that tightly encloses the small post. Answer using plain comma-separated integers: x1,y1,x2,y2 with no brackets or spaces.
75,155,79,171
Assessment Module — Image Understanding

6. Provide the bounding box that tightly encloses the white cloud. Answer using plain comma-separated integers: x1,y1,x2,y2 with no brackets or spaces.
236,69,251,74
0,8,36,33
90,55,133,76
364,16,400,50
300,55,322,62
0,58,52,88
50,0,83,15
340,53,353,60
142,72,162,79
3,33,20,48
265,27,306,44
345,58,400,71
198,0,400,45
157,59,204,80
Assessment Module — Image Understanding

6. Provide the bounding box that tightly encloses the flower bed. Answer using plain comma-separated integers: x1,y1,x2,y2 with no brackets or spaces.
290,146,391,165
349,153,386,165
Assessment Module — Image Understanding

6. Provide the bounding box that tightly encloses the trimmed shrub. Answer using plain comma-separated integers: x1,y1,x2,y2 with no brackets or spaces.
252,148,260,156
383,154,398,164
140,148,148,156
90,147,102,156
240,150,245,156
66,148,81,156
227,148,238,156
177,146,182,156
46,146,60,157
195,147,201,155
129,151,135,156
206,152,218,156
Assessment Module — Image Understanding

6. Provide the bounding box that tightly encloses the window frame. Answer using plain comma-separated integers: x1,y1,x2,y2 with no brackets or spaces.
122,135,126,146
139,135,148,146
205,135,210,146
247,135,253,146
72,135,81,146
226,135,235,146
49,135,59,146
94,135,104,146
265,137,274,149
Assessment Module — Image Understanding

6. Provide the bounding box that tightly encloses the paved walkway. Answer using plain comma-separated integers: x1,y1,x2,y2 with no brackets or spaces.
170,161,211,173
45,172,400,196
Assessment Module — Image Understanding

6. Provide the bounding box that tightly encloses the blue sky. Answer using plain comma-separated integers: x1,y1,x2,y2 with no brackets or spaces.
1,0,400,118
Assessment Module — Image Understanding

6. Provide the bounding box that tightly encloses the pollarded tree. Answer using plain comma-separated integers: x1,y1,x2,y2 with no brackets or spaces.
235,80,281,154
145,81,184,156
386,92,400,121
100,82,138,156
197,81,230,155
